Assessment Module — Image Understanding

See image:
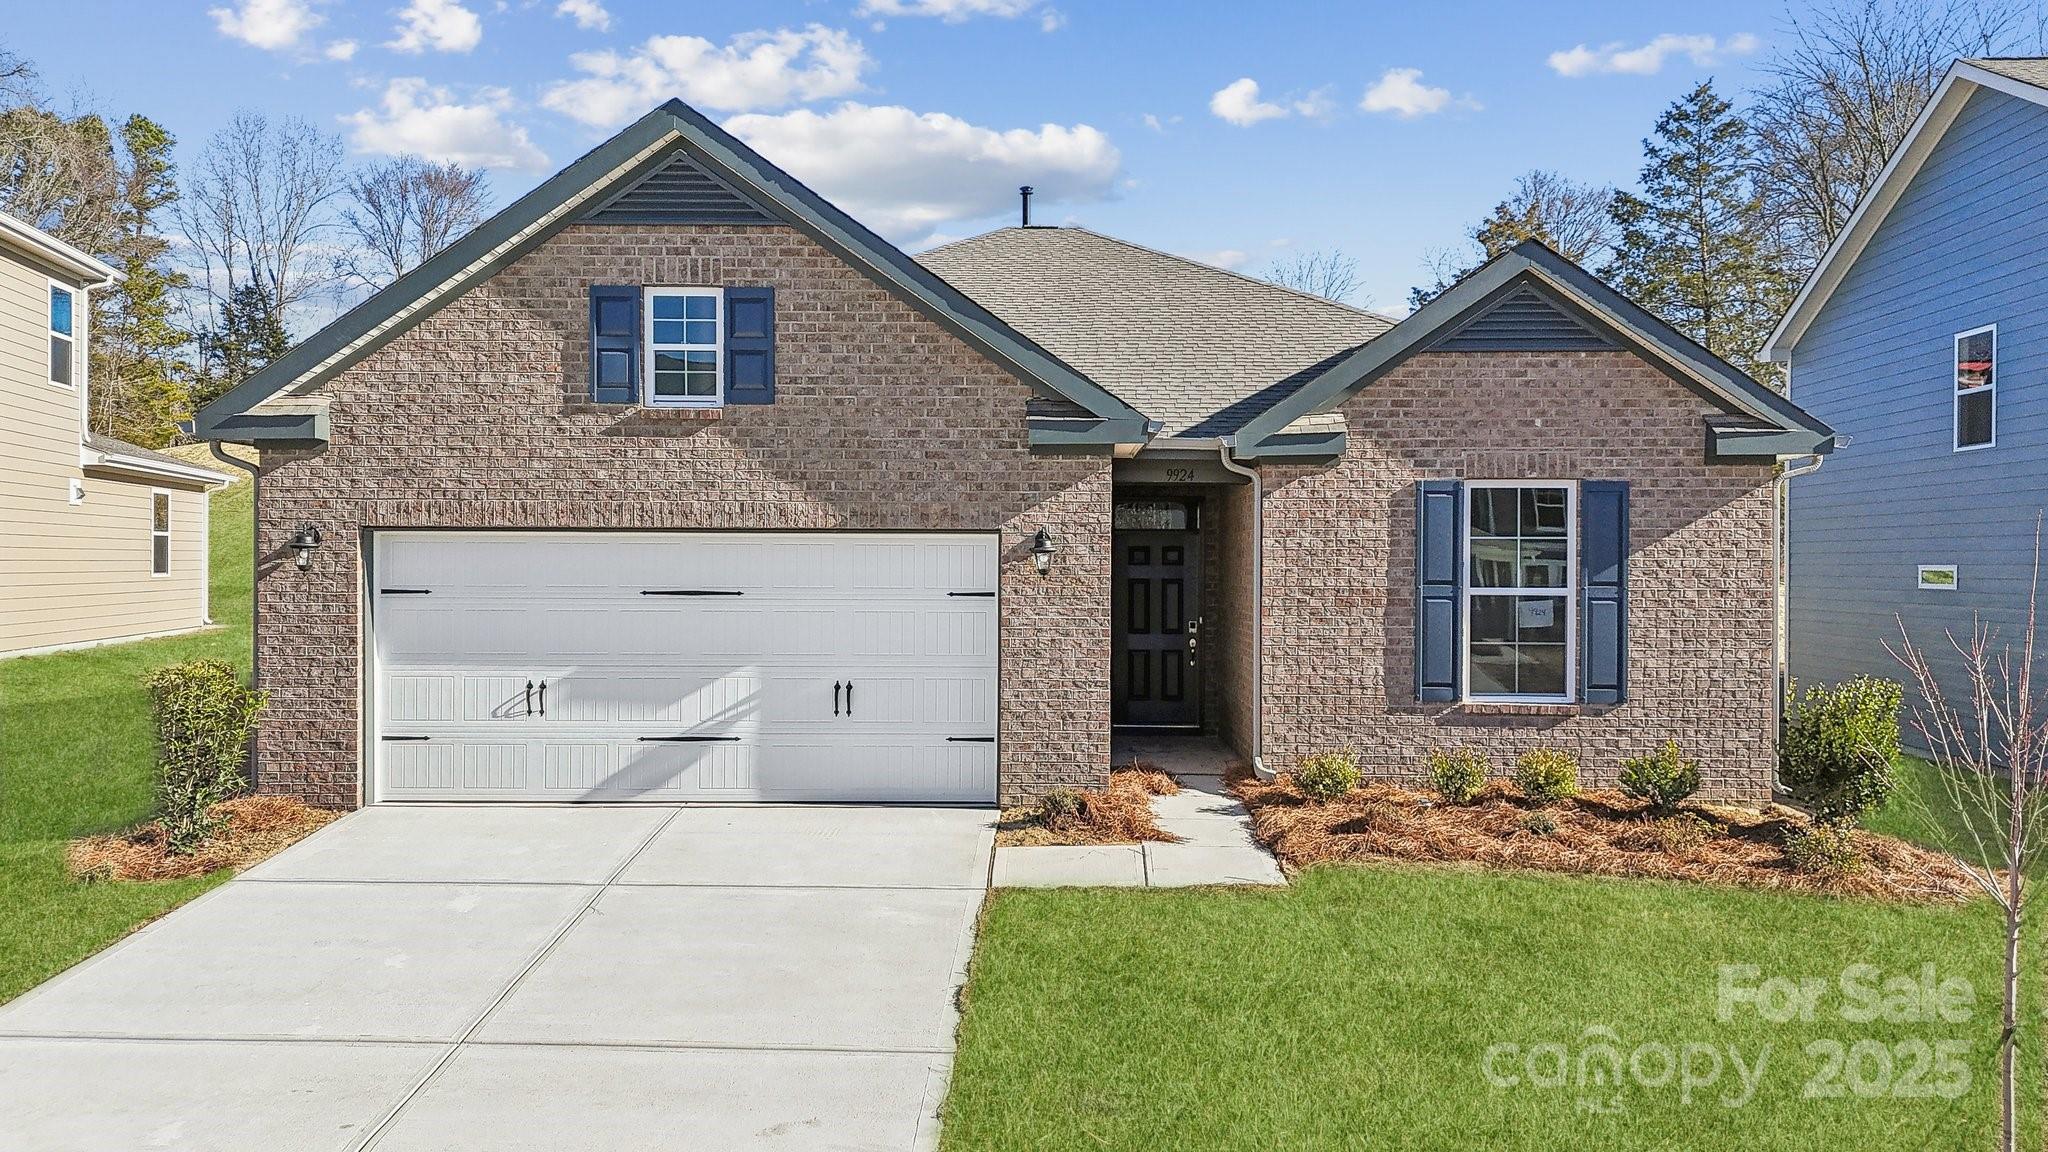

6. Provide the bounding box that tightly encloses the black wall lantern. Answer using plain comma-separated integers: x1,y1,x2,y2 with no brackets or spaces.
289,524,323,571
1030,527,1057,575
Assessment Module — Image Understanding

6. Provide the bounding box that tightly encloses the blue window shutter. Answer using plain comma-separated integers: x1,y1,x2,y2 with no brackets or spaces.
725,286,775,404
1416,479,1463,702
1580,480,1630,705
589,285,639,404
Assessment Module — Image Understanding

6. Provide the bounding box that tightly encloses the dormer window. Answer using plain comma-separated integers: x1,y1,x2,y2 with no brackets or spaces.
49,283,74,387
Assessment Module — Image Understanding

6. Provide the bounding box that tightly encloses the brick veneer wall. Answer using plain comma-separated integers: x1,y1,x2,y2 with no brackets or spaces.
252,223,1111,808
1257,350,1779,802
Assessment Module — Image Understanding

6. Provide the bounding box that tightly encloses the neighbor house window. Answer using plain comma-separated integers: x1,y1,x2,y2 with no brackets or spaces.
644,288,721,406
1464,481,1575,702
151,492,171,575
49,283,74,387
1955,325,1995,450
1918,564,1958,590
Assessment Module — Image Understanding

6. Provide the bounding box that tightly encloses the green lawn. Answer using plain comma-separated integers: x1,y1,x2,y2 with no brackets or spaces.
0,478,252,1003
947,866,2030,1151
946,759,2040,1150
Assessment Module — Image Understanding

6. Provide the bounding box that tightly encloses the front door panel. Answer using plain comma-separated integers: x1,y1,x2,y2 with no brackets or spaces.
1113,530,1201,726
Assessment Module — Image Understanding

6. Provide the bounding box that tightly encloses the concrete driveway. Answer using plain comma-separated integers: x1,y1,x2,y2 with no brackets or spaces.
0,805,996,1151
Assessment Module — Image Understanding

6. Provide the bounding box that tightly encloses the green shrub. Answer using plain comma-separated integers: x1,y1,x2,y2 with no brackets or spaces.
1618,741,1703,813
146,660,266,854
1780,676,1903,828
1514,749,1579,806
1783,824,1864,877
1294,752,1361,802
1649,813,1715,854
1038,787,1085,830
1519,811,1558,837
1425,749,1488,805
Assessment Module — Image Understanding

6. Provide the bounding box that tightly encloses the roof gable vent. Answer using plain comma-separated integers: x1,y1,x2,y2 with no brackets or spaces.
1429,284,1616,352
579,149,779,226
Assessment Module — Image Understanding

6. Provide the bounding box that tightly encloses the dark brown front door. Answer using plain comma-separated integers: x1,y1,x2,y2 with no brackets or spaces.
1113,530,1200,726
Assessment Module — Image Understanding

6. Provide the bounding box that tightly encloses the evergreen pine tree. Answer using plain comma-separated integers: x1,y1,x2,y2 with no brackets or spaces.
194,281,289,410
90,115,191,446
1603,81,1793,378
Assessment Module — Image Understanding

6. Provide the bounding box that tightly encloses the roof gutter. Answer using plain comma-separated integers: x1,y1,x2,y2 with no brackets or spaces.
1771,452,1826,796
1217,436,1272,781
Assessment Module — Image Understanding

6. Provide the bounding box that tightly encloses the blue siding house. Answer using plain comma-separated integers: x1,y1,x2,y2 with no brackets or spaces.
1767,58,2048,716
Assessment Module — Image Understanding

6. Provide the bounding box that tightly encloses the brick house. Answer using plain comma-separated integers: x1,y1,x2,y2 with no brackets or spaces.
197,100,1833,809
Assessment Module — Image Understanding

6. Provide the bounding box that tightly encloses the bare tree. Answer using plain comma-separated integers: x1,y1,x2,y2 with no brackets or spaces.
1410,169,1617,307
178,111,346,333
0,59,121,252
339,155,491,288
1263,249,1361,304
1751,0,2037,271
1885,520,2048,1152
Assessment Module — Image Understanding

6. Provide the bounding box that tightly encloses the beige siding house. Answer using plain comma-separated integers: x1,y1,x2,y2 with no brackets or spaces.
0,213,229,658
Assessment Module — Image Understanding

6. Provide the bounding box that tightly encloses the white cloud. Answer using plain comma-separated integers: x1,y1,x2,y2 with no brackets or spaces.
1189,248,1250,270
1360,68,1469,118
542,25,870,126
343,78,548,170
209,0,323,51
723,102,1119,242
388,0,484,54
555,0,609,31
324,39,358,61
1141,112,1181,132
1039,7,1066,31
856,0,1038,20
1548,33,1759,78
1209,78,1328,127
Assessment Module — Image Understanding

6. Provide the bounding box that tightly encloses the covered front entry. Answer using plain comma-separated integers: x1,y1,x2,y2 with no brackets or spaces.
368,531,999,804
1112,496,1202,727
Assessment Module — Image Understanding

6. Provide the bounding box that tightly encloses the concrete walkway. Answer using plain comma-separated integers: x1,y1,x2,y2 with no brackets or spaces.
994,733,1285,889
0,805,995,1152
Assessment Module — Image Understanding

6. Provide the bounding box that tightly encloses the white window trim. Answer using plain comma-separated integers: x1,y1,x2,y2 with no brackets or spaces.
642,287,723,408
48,278,76,390
1918,564,1959,591
150,489,171,578
1954,323,1996,453
1461,480,1578,705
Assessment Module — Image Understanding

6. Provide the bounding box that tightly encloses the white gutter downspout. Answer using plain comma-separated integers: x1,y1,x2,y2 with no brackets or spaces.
1772,452,1826,794
1217,437,1272,780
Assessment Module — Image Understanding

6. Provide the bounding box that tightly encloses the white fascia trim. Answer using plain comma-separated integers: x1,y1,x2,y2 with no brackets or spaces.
81,445,233,487
1765,62,2048,361
278,132,682,400
0,212,120,284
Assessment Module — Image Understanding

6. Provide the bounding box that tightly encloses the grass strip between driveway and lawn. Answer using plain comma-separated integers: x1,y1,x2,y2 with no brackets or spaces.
0,478,251,1005
945,768,2042,1151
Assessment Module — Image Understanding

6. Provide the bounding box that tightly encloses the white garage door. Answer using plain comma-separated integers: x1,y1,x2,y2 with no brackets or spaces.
370,531,999,803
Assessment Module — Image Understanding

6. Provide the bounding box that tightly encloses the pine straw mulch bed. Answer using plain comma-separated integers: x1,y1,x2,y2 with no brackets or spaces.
996,765,1183,846
68,796,342,883
1231,778,1986,905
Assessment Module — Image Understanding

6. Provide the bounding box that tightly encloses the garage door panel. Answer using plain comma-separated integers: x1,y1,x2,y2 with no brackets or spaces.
373,532,999,804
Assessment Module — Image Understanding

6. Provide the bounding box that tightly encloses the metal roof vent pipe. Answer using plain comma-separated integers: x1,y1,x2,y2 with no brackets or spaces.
1019,185,1033,227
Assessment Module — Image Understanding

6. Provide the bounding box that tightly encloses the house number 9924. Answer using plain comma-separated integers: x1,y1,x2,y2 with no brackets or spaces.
1163,467,1196,483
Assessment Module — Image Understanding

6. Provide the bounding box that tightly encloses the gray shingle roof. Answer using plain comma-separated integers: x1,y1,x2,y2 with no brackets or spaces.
1967,57,2048,88
85,431,207,472
916,227,1393,436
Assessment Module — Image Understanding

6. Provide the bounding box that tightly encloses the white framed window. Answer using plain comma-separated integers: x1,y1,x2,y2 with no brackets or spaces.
1463,481,1576,703
48,281,75,388
151,491,171,576
1955,325,1995,451
1918,564,1958,590
643,288,722,407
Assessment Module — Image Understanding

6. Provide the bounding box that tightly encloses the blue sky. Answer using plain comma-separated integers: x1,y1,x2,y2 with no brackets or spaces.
6,1,1791,312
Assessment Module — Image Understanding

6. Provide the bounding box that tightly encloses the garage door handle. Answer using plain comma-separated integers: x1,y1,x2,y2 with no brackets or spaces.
947,736,995,743
947,591,995,597
638,735,742,742
833,681,841,716
380,588,432,595
640,589,744,597
845,681,853,716
382,735,430,742
524,680,533,716
538,680,547,717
